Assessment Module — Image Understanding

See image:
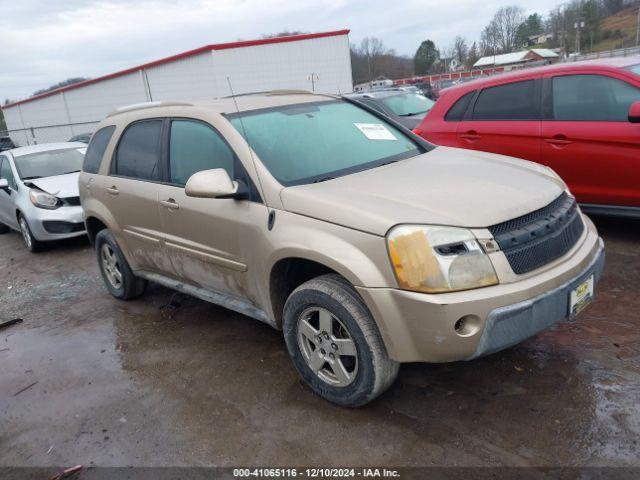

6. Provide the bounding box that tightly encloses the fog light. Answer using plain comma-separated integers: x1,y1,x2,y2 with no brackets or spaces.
454,315,481,337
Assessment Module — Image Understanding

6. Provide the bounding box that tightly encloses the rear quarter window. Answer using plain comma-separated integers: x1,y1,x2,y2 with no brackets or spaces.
113,120,162,181
445,91,475,121
83,126,115,174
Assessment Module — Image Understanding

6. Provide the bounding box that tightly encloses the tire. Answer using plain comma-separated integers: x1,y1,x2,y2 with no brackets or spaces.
0,222,9,234
283,273,399,407
18,213,44,252
95,229,147,300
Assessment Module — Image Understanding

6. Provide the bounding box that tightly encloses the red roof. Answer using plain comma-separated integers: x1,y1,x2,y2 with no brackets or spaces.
3,29,350,109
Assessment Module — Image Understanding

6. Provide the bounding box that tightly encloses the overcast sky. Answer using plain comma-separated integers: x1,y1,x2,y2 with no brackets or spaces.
1,0,560,101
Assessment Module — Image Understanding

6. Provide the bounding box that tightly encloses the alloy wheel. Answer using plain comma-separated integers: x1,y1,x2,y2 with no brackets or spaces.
101,244,123,289
19,216,33,250
297,307,358,387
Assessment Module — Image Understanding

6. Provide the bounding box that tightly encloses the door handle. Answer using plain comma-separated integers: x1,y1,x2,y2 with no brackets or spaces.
544,135,572,147
106,186,119,195
459,130,481,141
160,198,179,210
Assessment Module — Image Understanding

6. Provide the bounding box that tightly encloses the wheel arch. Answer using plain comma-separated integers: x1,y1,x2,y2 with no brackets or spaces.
268,255,355,330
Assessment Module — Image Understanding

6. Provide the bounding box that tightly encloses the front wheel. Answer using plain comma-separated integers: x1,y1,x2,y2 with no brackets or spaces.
18,214,43,252
95,229,147,300
283,274,399,407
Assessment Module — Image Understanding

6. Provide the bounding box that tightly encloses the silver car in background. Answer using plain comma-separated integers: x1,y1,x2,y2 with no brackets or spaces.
0,142,87,252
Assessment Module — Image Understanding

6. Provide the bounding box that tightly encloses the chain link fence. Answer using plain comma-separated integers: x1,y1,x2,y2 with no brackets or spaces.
0,121,100,148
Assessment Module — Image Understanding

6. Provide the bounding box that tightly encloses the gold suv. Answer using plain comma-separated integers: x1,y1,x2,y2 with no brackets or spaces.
79,93,605,406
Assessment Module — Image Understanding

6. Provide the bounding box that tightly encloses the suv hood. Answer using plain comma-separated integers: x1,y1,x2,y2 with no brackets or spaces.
280,146,566,236
27,172,80,199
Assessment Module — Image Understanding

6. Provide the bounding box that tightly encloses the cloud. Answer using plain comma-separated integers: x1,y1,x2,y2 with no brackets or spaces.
0,0,560,101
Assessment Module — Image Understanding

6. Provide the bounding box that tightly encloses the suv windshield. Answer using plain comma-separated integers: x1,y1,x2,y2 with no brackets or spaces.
380,93,435,116
228,100,424,186
14,148,85,180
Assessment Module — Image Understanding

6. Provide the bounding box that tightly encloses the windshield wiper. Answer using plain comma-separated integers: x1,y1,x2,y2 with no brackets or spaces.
60,170,81,175
21,175,42,180
312,176,336,183
399,110,429,117
379,160,400,167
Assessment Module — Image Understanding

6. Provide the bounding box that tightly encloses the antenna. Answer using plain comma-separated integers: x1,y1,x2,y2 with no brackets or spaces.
226,76,267,204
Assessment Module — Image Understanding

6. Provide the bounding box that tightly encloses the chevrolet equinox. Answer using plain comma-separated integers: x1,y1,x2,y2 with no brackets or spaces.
79,93,605,406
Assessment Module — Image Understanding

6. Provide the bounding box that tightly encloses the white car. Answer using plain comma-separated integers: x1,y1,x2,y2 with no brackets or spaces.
0,142,87,252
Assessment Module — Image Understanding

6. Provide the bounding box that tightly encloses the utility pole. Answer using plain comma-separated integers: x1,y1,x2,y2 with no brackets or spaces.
574,19,585,56
307,73,319,93
636,2,640,46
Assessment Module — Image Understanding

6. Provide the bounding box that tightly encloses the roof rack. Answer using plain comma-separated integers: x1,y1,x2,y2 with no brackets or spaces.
106,101,194,118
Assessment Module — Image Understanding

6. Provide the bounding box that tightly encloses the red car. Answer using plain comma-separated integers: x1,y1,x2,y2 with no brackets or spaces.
414,57,640,218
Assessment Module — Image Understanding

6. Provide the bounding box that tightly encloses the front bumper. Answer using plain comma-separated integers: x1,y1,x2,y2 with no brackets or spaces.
356,217,604,363
27,205,86,241
468,242,604,359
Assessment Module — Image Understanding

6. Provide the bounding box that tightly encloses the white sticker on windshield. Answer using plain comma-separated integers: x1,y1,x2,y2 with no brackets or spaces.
77,148,87,154
354,123,397,141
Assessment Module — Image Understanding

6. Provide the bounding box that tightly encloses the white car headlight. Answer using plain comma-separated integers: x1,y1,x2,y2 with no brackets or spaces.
387,225,498,293
29,189,61,210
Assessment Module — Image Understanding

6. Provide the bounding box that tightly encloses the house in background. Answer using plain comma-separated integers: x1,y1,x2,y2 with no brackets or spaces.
527,32,555,46
473,48,560,70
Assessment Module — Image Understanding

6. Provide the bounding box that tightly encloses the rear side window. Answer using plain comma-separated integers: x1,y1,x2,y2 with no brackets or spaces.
83,126,115,174
552,74,640,121
473,80,539,120
114,120,162,181
169,120,235,185
445,91,475,121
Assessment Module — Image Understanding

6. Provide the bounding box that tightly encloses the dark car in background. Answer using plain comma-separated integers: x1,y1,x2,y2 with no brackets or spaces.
345,89,435,129
68,133,92,143
0,136,15,152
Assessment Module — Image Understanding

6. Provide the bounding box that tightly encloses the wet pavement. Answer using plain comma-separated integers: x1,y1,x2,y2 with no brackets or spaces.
0,216,639,468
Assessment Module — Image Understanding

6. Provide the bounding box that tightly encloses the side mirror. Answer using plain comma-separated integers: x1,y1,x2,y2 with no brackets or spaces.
0,178,8,190
629,101,640,124
185,169,247,199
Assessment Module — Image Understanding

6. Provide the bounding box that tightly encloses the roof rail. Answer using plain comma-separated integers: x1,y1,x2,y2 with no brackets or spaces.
106,101,194,118
266,89,313,96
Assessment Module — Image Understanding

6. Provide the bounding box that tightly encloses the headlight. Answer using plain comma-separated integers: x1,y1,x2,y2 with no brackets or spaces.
387,225,498,293
29,189,61,209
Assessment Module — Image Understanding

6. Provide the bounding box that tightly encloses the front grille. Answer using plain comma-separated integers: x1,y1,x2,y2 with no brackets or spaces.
43,221,85,234
489,193,584,274
62,196,81,206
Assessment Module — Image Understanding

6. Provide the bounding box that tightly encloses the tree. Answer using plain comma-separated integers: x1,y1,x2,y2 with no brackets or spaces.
603,0,625,15
351,37,413,84
413,39,439,74
517,13,544,46
261,30,308,39
33,77,88,96
482,5,525,54
453,36,468,67
467,42,480,68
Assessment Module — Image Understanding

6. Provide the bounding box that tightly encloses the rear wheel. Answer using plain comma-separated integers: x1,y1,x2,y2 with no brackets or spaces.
95,229,146,300
18,214,43,252
283,274,399,407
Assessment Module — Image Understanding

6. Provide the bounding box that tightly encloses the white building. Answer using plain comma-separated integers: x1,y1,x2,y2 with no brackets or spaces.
2,30,352,145
473,48,559,69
